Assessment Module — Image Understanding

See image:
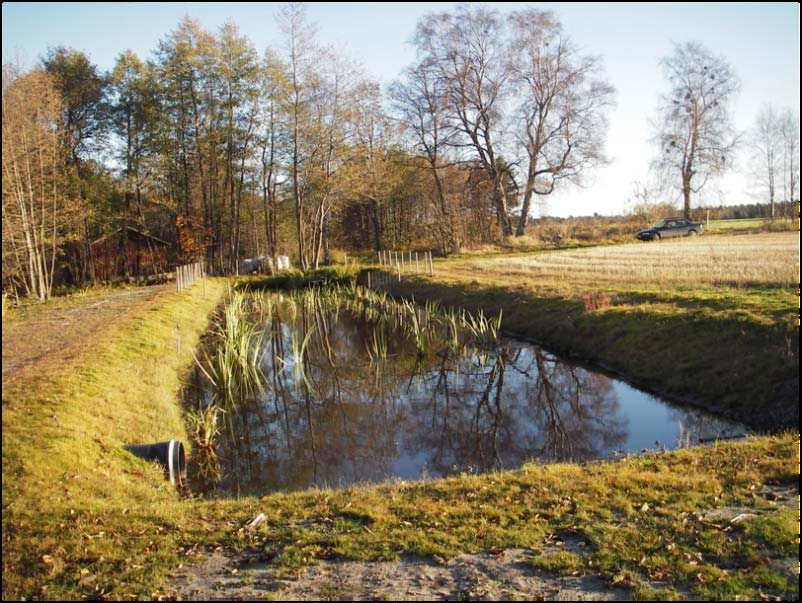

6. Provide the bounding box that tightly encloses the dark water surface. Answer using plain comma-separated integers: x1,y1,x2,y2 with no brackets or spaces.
186,291,745,494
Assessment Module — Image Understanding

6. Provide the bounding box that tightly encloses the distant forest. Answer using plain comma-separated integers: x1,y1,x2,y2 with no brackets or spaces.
702,201,796,220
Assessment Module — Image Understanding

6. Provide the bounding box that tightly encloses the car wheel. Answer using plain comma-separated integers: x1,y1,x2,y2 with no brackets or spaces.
688,229,698,236
653,233,661,241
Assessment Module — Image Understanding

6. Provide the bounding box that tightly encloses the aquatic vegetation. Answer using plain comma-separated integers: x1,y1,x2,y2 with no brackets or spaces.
186,403,222,483
194,291,269,435
461,307,502,350
191,284,510,485
366,325,388,364
289,326,315,392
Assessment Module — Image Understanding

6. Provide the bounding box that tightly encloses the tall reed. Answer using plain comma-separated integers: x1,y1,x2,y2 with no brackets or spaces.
194,291,269,435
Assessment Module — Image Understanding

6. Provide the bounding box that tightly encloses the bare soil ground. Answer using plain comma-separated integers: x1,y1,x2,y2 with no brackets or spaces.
2,285,168,381
170,548,633,601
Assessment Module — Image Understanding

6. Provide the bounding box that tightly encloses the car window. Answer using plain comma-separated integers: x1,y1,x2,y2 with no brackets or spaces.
653,220,667,228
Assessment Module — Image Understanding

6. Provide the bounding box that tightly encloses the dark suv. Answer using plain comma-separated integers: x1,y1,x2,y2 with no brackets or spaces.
636,217,703,241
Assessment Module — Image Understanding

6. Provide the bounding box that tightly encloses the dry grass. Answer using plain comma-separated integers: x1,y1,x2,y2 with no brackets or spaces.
444,233,798,289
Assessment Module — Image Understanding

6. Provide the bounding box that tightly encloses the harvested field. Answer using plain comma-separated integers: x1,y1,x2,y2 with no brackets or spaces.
446,233,797,289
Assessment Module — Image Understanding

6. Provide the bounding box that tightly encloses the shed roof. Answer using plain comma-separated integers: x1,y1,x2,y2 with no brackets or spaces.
91,226,169,247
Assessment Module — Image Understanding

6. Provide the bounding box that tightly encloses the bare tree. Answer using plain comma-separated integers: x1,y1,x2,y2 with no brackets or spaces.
390,59,460,253
414,5,515,237
652,42,739,219
778,109,799,211
750,104,781,219
508,9,614,236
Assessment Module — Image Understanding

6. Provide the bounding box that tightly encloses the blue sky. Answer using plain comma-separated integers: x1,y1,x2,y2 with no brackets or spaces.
3,2,800,217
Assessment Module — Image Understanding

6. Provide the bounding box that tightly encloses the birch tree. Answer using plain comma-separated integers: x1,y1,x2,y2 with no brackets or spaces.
414,6,515,236
508,9,614,236
653,42,739,219
750,104,781,219
778,110,799,211
2,68,66,299
390,59,460,252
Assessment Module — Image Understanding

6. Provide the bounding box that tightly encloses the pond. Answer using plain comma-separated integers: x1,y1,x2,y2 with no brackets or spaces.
184,287,745,495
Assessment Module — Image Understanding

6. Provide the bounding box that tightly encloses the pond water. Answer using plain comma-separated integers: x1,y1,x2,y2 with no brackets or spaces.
185,289,745,494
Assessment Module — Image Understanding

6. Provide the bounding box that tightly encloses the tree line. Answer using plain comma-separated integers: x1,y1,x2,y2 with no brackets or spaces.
2,5,618,298
2,4,798,299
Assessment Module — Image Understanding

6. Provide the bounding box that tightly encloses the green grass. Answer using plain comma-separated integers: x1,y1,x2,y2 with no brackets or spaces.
2,261,798,600
190,435,796,600
708,217,795,232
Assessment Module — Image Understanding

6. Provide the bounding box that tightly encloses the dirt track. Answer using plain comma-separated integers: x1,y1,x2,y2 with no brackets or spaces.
170,547,633,601
2,285,167,381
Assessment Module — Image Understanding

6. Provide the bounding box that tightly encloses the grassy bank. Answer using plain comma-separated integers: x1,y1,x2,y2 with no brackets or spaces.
708,217,796,233
2,280,228,600
191,433,797,600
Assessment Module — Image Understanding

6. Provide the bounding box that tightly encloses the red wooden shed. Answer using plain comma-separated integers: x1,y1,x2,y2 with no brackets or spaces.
91,226,169,281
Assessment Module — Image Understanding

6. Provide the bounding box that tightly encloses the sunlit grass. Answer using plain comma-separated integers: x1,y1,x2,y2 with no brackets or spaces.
2,279,229,599
445,232,797,289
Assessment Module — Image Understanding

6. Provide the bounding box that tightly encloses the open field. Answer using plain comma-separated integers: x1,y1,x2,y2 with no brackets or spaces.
708,218,796,232
443,232,797,289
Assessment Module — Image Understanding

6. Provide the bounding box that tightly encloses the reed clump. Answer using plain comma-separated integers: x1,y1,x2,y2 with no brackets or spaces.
194,291,268,435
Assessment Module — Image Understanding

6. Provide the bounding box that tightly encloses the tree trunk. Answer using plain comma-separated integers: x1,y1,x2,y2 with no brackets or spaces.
516,174,535,237
494,176,513,236
682,176,692,219
371,200,382,251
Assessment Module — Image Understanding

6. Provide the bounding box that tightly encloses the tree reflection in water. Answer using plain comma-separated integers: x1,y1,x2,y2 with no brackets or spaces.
186,291,744,495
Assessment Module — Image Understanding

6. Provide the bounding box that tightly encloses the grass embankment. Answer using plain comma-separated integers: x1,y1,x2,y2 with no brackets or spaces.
386,233,798,430
2,280,228,600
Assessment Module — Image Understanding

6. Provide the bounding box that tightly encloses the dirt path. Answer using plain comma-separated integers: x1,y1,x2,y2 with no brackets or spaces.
170,548,633,601
2,285,168,381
